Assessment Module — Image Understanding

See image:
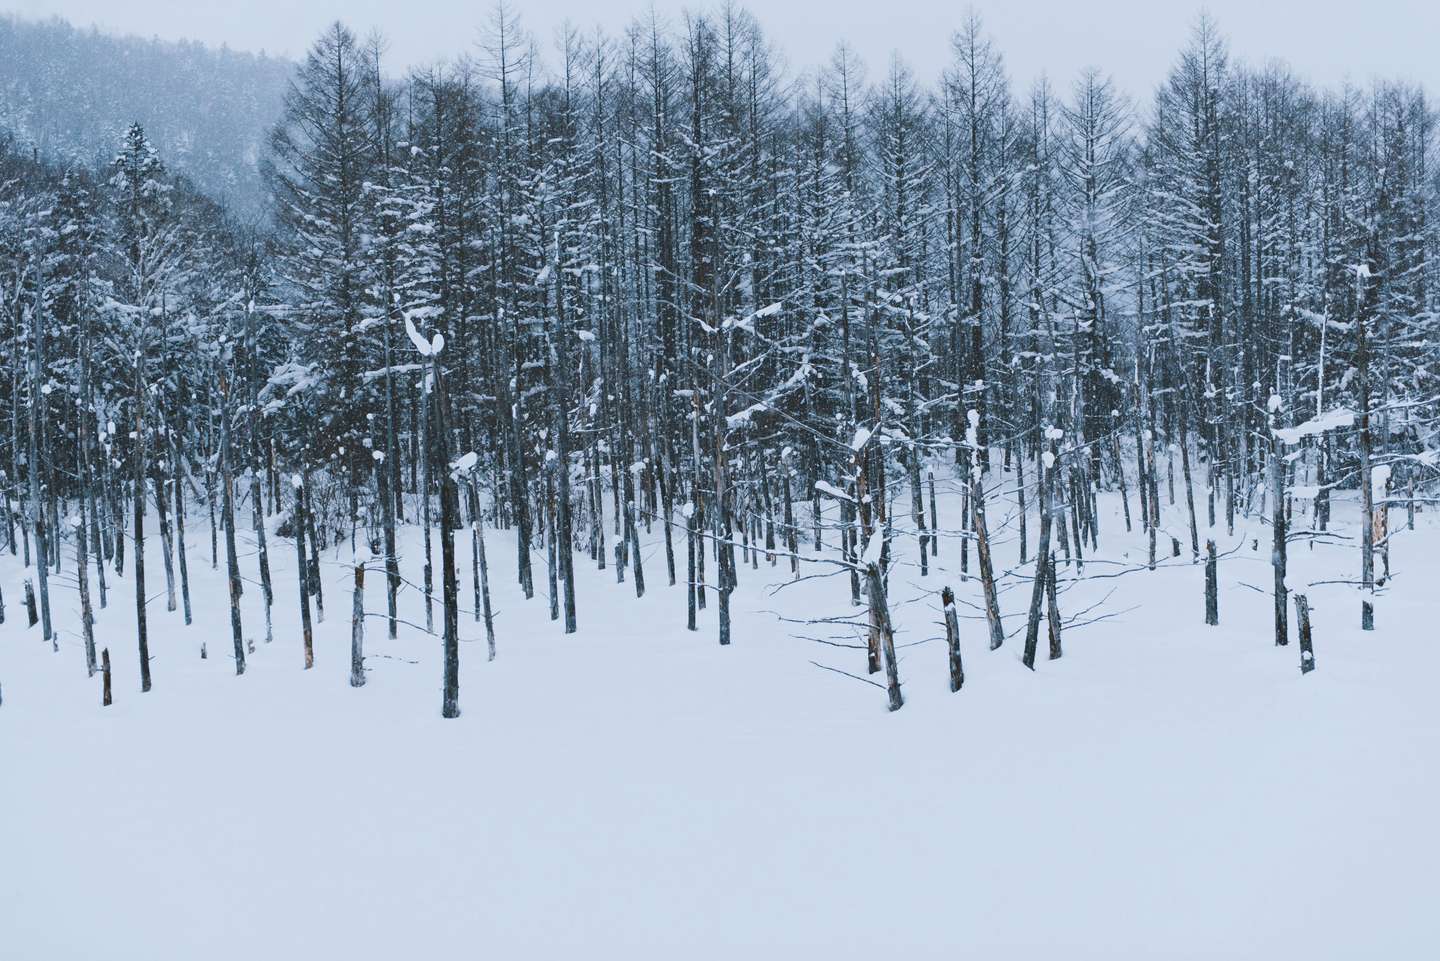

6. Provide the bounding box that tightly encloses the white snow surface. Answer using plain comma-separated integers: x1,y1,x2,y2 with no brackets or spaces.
1274,407,1356,445
449,450,479,475
3,484,1437,959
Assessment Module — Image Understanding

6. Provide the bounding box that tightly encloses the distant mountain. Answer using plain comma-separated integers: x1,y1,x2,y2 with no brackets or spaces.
0,14,292,221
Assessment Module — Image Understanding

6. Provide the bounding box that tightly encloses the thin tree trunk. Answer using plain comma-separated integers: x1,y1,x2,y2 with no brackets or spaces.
134,356,151,693
1295,592,1315,675
293,475,314,670
942,586,963,692
74,512,96,676
350,559,366,688
866,560,903,712
1205,538,1219,626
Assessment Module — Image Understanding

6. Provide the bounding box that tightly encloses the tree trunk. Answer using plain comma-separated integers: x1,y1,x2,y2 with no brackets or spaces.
1270,398,1288,646
1204,538,1219,626
1023,448,1055,670
866,561,903,712
293,475,314,670
1045,550,1062,661
942,586,963,692
972,471,1005,650
134,358,151,693
74,513,96,676
350,560,366,688
1295,592,1315,675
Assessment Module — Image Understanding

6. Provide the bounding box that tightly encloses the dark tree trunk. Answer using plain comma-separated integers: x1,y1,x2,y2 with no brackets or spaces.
293,476,314,670
350,560,366,688
1023,449,1055,670
1205,538,1219,626
1295,592,1315,675
866,561,903,712
1270,401,1288,646
942,586,963,692
75,512,96,676
134,359,151,693
218,372,246,674
1045,551,1062,661
972,471,1005,650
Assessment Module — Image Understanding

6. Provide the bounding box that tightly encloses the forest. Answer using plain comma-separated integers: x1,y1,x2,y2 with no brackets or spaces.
3,4,1437,955
2,5,1434,714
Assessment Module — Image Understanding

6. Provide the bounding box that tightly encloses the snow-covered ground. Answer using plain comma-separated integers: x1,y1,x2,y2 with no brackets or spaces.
3,480,1437,958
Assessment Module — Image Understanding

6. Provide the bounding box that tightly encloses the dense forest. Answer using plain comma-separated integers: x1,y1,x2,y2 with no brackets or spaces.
1,3,1435,714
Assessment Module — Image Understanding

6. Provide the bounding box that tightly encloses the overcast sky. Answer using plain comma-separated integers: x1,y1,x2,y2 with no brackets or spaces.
10,0,1435,104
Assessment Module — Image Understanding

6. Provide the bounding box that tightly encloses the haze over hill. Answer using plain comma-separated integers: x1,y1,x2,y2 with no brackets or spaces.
0,15,292,219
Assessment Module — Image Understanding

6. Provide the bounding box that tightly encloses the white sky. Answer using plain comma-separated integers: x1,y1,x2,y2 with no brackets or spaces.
9,0,1435,103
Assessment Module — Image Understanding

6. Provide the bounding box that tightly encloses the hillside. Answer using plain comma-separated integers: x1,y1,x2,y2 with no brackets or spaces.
0,14,291,219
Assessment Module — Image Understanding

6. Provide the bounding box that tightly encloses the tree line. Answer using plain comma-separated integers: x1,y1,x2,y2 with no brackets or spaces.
1,4,1434,713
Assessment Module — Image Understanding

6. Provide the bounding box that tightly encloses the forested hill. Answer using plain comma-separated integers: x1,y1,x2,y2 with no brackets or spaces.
0,15,291,220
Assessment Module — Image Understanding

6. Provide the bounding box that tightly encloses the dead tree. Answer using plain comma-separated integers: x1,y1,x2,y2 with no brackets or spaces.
1269,394,1288,645
27,272,53,643
1356,259,1377,631
942,586,964,692
292,474,314,670
73,515,96,676
1204,538,1218,626
1023,440,1057,670
407,316,460,717
468,479,496,661
865,559,904,711
302,481,324,622
350,556,366,688
478,522,497,660
219,372,246,675
1294,592,1315,675
1046,551,1062,660
133,351,152,692
972,465,1005,650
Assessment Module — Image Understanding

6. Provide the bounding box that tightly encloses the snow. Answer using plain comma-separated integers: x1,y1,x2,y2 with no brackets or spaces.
3,484,1437,959
449,450,479,476
860,529,884,567
1274,407,1355,445
813,480,852,502
403,313,443,358
1371,464,1391,500
850,425,873,452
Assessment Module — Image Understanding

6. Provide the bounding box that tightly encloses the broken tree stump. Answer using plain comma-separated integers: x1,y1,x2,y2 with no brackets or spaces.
942,586,963,692
1295,593,1315,675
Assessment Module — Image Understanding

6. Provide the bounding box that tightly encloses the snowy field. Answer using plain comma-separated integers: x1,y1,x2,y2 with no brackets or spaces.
3,483,1437,959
